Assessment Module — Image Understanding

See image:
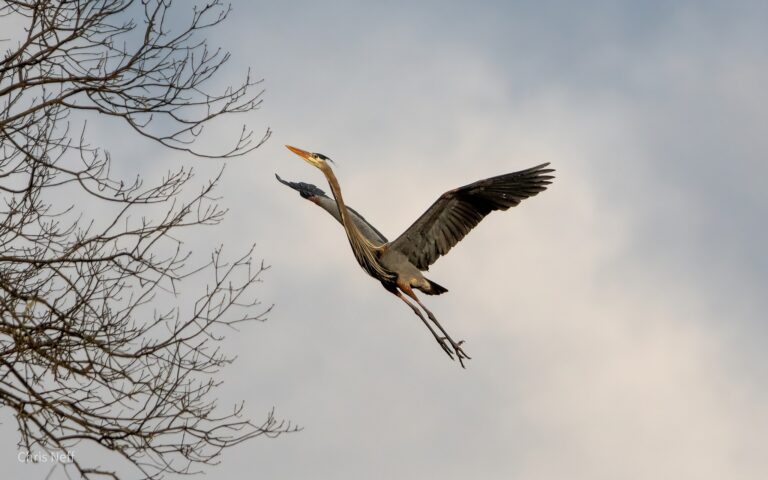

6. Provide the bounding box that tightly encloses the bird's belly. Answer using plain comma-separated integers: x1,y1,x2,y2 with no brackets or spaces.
380,250,425,282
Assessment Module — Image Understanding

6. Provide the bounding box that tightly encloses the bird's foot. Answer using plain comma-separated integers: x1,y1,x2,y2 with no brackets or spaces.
436,336,456,359
438,337,471,368
453,339,471,368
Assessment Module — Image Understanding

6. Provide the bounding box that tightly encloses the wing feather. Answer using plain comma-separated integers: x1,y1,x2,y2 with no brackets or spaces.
388,163,554,270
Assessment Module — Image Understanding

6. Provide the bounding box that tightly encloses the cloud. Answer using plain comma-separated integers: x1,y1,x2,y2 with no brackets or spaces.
4,1,767,479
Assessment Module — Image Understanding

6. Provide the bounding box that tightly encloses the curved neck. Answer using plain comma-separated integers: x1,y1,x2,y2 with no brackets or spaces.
319,163,395,281
314,195,387,245
320,163,374,248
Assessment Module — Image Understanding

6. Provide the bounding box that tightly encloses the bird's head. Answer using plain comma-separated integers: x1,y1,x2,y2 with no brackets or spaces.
285,145,333,170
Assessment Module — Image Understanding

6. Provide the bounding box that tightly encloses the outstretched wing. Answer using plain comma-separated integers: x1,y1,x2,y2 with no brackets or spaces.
276,173,389,245
388,163,554,270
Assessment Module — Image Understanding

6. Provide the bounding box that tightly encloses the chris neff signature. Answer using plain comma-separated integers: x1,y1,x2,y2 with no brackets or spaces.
18,450,75,463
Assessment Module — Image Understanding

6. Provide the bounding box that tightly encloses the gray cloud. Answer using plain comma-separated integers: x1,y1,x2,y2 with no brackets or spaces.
4,1,767,479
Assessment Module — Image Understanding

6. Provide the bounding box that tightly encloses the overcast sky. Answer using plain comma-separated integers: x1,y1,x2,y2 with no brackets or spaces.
4,1,768,479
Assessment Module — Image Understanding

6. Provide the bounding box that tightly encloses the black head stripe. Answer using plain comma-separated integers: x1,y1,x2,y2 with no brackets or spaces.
315,153,335,164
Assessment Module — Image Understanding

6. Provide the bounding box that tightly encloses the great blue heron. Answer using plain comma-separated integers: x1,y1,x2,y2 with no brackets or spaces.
280,145,554,367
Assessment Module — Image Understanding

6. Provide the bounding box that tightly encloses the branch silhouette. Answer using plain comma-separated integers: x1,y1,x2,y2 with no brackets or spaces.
0,1,296,478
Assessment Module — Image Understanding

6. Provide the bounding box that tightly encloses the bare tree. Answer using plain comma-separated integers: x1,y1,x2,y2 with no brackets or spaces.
0,1,296,478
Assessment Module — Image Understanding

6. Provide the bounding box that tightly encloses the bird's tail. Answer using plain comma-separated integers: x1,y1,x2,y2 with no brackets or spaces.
422,278,448,295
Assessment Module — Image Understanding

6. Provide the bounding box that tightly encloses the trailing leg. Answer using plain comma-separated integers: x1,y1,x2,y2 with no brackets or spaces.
398,282,470,368
391,290,454,359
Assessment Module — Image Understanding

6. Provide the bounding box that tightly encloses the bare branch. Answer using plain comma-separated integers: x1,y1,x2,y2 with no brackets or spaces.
1,2,294,479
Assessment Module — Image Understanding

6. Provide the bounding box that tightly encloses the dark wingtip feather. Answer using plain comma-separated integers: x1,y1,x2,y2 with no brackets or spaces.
275,173,327,198
526,162,556,175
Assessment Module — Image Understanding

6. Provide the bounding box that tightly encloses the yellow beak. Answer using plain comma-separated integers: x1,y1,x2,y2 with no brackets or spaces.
285,145,321,167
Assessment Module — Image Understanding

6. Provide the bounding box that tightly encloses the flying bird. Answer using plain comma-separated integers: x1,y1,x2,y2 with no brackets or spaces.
280,145,554,367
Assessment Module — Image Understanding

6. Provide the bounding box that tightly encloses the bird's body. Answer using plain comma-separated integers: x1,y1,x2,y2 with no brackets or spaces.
280,146,554,367
276,174,447,294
